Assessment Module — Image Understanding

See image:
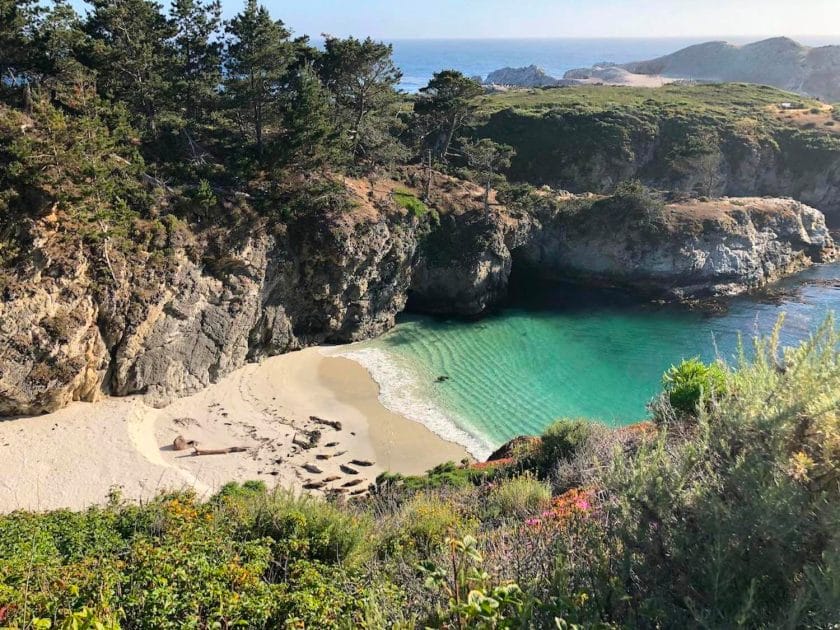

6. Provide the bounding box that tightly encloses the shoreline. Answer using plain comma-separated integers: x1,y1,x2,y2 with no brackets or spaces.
332,345,496,460
0,348,469,513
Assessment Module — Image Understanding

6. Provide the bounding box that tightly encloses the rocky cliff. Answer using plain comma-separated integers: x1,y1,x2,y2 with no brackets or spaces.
475,84,840,227
483,65,562,88
0,199,422,415
1,176,833,416
519,195,836,298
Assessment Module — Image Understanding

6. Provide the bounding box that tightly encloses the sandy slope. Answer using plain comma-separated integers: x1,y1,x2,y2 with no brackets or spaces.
0,348,468,513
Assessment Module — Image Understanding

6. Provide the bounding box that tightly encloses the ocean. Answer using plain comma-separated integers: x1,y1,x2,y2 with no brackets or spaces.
387,36,840,92
341,263,840,459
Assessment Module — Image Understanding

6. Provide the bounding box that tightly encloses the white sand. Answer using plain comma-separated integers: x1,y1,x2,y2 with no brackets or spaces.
0,348,469,513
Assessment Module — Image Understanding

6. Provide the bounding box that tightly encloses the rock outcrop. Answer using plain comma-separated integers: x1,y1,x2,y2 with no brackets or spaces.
409,207,527,315
0,179,834,416
483,65,561,88
520,196,836,298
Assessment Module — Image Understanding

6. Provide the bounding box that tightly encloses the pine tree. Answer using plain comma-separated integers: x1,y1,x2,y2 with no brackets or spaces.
168,0,222,128
461,138,515,211
85,0,175,136
318,36,403,166
0,0,42,108
32,1,93,109
415,70,484,162
281,63,336,169
224,0,295,158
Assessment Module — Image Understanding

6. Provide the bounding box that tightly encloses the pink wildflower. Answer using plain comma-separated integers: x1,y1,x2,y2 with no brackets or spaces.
525,517,542,527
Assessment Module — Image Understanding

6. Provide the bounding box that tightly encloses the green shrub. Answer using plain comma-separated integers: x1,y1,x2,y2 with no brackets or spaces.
420,536,529,628
237,488,375,567
385,493,472,557
393,189,429,217
535,419,598,474
594,317,840,627
661,357,727,416
487,473,551,519
374,460,506,494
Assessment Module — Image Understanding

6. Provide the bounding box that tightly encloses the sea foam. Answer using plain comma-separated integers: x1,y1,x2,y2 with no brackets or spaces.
328,346,496,461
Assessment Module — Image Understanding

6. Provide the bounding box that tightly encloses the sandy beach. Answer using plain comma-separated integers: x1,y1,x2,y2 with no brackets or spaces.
0,348,469,513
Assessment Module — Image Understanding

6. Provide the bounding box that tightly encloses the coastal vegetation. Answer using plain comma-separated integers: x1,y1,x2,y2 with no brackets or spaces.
2,2,840,627
473,84,840,222
1,320,838,628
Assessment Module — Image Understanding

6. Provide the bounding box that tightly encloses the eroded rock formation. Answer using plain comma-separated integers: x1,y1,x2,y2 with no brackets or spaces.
0,179,834,416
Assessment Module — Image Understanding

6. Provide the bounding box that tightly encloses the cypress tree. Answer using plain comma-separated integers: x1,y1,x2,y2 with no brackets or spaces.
224,0,295,159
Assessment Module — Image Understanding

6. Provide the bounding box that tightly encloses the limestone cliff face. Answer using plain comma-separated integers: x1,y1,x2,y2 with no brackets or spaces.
409,208,528,315
519,197,836,298
0,187,834,416
0,207,421,415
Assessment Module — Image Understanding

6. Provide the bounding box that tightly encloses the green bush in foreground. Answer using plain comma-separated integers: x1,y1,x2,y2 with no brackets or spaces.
0,318,838,628
537,419,597,469
661,356,727,416
487,473,551,519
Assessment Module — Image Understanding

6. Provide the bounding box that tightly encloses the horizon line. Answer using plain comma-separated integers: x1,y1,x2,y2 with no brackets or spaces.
370,34,840,42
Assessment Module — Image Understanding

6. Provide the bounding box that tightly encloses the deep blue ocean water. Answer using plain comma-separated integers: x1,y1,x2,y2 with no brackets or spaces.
387,36,840,92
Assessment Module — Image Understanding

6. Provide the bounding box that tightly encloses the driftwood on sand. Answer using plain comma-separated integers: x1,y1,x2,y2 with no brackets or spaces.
309,416,343,431
191,446,248,456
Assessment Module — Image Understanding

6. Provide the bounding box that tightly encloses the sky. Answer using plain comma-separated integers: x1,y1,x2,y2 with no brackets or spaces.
66,0,840,41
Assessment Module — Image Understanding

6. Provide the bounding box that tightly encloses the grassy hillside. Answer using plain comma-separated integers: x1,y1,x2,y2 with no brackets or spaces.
1,319,838,628
473,84,840,224
476,83,819,117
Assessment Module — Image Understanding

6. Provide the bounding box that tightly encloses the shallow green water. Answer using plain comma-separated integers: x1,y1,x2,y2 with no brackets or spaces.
343,264,840,457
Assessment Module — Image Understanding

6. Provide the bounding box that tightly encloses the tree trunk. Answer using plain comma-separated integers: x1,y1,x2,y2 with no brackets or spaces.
442,115,458,161
23,82,33,115
484,179,491,211
424,149,433,200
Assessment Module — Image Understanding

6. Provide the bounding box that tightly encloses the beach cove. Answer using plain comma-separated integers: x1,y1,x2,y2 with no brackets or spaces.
0,348,466,513
3,261,839,512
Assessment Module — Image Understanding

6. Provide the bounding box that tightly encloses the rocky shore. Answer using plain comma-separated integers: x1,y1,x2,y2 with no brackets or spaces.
0,173,834,417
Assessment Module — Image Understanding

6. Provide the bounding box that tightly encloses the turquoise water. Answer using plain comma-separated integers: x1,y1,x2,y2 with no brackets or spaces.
346,264,840,456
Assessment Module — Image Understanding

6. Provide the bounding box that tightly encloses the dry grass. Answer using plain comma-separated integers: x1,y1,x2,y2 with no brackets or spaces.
769,103,840,135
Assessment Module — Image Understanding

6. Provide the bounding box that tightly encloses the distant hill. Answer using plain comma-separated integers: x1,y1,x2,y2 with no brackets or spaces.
618,37,840,101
